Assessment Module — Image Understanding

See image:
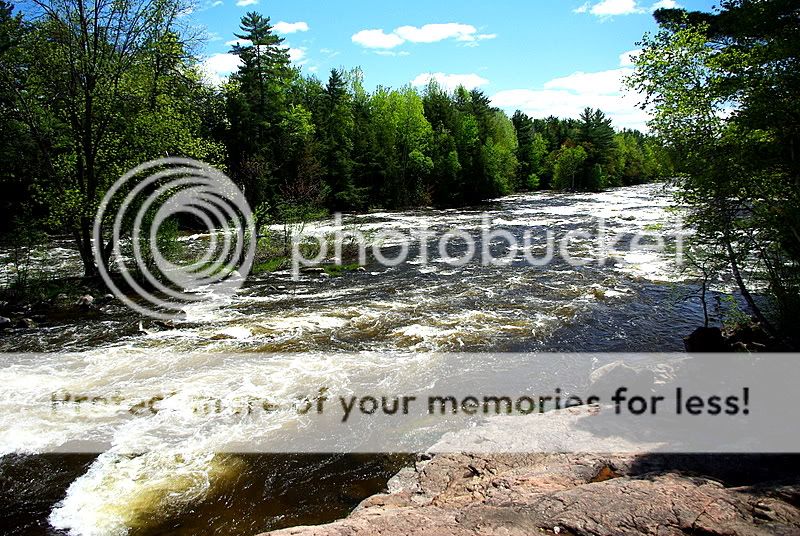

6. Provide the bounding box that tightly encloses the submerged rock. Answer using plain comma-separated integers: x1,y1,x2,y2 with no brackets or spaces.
209,333,235,341
684,327,732,352
76,295,95,308
16,318,36,329
154,320,176,330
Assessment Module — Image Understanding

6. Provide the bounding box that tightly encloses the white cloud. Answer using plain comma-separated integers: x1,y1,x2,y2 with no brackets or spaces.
395,23,477,43
288,47,307,64
197,0,222,10
544,68,630,95
273,21,309,34
352,23,495,50
650,0,679,11
575,0,677,16
575,0,645,16
594,0,645,15
320,48,341,58
573,2,590,13
201,53,242,86
375,50,411,57
235,0,257,6
351,29,405,49
411,72,489,92
491,67,649,131
619,48,642,67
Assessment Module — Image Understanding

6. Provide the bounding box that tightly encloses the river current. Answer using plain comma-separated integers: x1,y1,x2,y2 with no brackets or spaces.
0,184,715,535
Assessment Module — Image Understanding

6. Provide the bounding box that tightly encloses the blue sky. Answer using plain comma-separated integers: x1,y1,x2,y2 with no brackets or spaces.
194,0,716,130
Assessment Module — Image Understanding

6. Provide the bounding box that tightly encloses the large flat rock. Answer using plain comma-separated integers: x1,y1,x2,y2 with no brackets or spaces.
258,359,800,536
258,444,800,536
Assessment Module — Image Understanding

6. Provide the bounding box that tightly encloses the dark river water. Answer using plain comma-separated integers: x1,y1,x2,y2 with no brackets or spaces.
0,184,717,535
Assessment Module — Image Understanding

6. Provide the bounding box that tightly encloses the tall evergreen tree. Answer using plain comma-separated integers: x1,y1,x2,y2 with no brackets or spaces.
320,69,360,210
227,12,293,208
577,107,615,190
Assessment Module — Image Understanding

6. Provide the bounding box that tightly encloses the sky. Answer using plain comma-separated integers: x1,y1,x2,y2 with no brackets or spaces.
192,0,717,131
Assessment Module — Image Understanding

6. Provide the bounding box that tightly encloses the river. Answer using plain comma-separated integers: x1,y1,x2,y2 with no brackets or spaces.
0,184,715,535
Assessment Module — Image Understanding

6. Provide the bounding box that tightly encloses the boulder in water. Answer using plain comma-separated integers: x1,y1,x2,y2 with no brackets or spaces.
0,316,11,330
210,333,235,341
154,320,176,330
76,295,95,308
16,318,36,329
684,327,731,352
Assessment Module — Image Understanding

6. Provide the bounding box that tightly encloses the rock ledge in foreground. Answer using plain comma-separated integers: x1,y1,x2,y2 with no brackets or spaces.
259,448,800,535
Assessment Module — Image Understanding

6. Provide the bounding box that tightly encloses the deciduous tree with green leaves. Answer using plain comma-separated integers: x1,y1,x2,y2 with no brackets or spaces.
628,0,800,338
9,0,219,276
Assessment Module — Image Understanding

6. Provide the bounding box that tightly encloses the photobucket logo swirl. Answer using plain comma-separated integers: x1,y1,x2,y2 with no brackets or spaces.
93,158,255,320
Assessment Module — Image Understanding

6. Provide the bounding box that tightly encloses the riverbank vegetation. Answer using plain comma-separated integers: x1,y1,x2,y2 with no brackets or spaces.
0,0,671,283
628,0,799,341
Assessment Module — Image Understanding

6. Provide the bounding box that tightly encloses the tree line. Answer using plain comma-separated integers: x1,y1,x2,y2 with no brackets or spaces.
0,0,671,277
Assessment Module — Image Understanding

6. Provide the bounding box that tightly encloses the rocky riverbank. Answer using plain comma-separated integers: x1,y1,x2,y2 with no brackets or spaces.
260,449,800,536
258,358,800,536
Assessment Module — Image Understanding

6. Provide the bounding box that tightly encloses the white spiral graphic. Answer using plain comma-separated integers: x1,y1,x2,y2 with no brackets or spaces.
93,158,255,320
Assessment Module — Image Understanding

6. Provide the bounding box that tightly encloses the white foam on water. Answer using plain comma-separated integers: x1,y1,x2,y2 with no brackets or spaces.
31,350,442,535
0,183,699,535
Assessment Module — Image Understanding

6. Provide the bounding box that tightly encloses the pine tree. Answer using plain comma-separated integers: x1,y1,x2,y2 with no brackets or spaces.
577,108,615,191
320,69,359,210
227,12,293,208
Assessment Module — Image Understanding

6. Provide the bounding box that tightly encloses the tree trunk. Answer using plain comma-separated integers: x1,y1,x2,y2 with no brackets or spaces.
722,229,777,337
75,221,97,278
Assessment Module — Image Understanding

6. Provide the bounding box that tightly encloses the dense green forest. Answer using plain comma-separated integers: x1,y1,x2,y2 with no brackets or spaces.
0,0,670,274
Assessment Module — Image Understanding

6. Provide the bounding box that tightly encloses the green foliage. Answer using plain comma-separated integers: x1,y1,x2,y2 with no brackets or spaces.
323,263,362,277
1,0,225,275
628,0,800,336
552,146,588,190
577,107,615,185
0,3,674,286
588,163,605,192
369,85,433,207
252,257,289,274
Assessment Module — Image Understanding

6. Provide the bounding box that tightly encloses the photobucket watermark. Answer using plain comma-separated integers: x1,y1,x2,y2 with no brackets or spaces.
95,158,686,318
290,213,686,280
